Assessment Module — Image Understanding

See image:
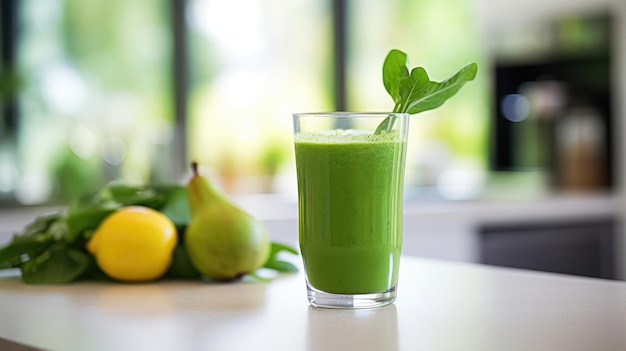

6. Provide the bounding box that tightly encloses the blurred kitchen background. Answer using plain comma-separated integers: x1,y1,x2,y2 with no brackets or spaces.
1,0,625,280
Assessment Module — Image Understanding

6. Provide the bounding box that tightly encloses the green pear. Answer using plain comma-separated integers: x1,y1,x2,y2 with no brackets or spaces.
185,162,270,281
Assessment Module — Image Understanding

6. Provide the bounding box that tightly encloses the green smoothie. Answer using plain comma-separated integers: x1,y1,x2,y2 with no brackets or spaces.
294,130,406,294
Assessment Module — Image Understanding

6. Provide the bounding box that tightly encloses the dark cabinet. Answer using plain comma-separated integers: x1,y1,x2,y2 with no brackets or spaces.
479,218,616,279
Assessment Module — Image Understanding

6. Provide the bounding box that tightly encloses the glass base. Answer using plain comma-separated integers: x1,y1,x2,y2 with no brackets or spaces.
306,282,397,309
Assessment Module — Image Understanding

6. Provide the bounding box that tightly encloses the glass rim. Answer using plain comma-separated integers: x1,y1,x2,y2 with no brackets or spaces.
293,112,410,118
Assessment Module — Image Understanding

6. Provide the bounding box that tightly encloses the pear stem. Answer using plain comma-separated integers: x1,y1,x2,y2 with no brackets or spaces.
191,161,199,177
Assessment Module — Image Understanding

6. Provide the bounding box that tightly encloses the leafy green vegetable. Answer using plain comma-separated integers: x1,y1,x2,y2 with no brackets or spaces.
158,186,191,227
108,184,163,206
166,244,202,280
0,182,299,284
0,214,62,269
81,255,113,282
0,233,54,269
263,242,299,273
21,242,91,284
65,183,189,243
375,49,478,134
65,207,117,243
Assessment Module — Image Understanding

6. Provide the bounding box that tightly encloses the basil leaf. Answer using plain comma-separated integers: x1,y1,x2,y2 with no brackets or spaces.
21,242,91,284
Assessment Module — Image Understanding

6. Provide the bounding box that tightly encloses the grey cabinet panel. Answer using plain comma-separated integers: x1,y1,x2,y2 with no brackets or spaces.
479,219,615,279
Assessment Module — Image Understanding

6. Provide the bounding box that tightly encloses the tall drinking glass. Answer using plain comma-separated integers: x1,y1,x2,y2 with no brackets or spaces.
293,112,409,308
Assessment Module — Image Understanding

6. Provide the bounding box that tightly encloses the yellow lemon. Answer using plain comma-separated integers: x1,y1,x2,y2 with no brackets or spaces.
87,206,177,282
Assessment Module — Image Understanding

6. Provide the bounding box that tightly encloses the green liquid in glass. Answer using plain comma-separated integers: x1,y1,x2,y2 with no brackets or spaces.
295,131,406,294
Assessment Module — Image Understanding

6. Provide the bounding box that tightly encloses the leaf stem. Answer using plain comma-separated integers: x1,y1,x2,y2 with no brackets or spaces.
393,101,402,113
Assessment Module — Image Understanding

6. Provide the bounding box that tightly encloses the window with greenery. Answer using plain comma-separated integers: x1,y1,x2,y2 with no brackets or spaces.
0,0,487,206
2,0,172,205
187,0,333,195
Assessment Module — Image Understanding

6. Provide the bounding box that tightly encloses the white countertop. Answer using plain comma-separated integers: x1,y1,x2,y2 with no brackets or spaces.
1,256,625,351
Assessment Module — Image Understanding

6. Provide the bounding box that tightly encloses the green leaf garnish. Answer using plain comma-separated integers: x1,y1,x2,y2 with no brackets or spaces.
383,49,409,110
403,63,478,114
375,49,478,134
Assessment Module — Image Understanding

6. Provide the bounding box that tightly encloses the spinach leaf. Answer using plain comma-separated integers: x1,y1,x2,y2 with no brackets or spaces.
158,185,190,226
81,254,113,282
165,245,201,280
22,213,62,236
21,242,91,284
0,214,63,268
263,242,299,273
404,62,478,114
64,184,189,243
383,49,409,108
65,207,117,243
376,49,478,134
398,67,432,113
105,183,165,208
0,233,54,268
